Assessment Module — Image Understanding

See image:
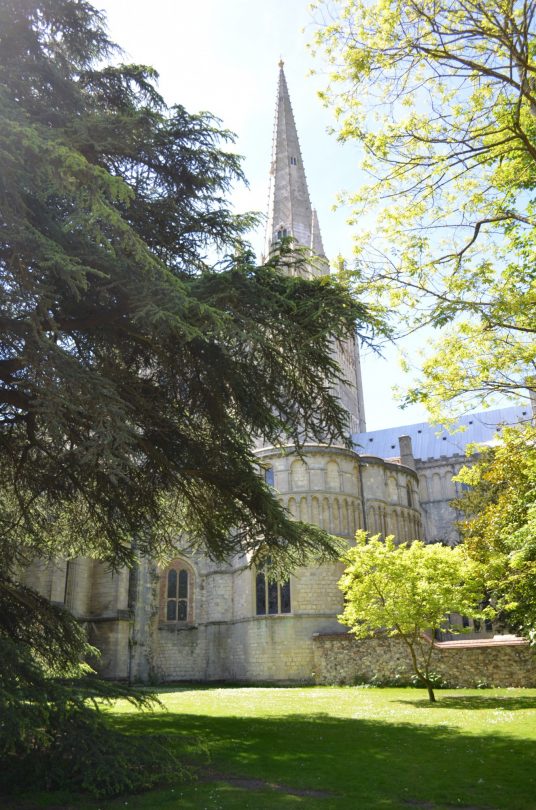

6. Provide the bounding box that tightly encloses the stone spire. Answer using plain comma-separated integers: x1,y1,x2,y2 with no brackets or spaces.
263,62,366,432
264,61,320,257
310,208,325,257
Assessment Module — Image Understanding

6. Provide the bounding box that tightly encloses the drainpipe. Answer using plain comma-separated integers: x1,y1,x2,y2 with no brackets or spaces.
357,458,368,533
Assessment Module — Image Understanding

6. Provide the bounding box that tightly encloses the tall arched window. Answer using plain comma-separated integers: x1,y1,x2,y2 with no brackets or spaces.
255,567,291,616
160,560,194,624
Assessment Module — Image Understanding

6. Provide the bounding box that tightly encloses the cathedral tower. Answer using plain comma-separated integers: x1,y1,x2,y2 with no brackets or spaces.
263,61,366,432
26,64,423,685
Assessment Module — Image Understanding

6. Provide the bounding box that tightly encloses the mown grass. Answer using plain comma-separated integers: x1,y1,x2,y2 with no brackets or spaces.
6,685,536,810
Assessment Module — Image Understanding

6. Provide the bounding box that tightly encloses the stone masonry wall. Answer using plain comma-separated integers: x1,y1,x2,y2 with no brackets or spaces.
313,633,536,688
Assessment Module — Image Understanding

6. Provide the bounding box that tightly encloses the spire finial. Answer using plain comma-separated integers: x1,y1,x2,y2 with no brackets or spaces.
278,58,284,68
264,61,313,255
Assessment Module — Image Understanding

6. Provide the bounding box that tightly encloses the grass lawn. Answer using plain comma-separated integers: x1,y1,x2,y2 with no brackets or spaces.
6,685,536,810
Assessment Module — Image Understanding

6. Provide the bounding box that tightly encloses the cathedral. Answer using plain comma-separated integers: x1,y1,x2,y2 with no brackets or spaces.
23,64,530,683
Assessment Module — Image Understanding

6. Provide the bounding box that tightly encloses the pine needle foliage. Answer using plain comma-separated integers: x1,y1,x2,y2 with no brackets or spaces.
0,0,379,570
0,0,381,794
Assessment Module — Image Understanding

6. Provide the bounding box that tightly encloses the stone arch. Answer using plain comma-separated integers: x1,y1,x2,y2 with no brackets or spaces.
333,498,341,534
299,496,308,523
353,464,361,497
443,470,455,498
311,496,320,527
387,475,398,503
322,498,331,532
432,473,442,500
342,499,349,535
368,506,377,534
348,500,356,535
354,503,362,532
419,474,429,501
381,508,389,537
288,497,298,519
326,460,341,491
290,459,308,490
394,510,402,541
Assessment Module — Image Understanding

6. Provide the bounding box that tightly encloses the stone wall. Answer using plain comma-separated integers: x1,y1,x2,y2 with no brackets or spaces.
312,633,536,688
255,444,422,542
140,554,345,682
416,456,468,544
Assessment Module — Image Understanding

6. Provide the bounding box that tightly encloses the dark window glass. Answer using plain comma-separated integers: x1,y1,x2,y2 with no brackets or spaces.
264,466,275,487
406,484,413,508
462,615,470,628
167,569,177,599
164,565,193,623
485,618,493,632
256,572,266,615
166,599,176,621
473,618,481,631
280,580,291,613
268,580,278,614
178,569,188,599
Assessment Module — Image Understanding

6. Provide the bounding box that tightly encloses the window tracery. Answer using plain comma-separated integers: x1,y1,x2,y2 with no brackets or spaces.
160,559,194,624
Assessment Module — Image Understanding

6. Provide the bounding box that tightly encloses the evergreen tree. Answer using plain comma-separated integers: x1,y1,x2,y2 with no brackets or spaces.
0,0,376,572
0,0,379,792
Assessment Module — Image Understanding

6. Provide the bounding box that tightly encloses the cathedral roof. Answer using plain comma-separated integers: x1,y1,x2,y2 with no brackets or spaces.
352,405,530,462
264,62,323,256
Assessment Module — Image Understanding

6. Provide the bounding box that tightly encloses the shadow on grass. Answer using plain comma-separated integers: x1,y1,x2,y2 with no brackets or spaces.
108,709,536,809
397,695,536,711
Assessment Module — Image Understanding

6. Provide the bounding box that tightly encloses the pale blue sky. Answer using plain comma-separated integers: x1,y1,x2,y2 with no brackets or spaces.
96,0,430,430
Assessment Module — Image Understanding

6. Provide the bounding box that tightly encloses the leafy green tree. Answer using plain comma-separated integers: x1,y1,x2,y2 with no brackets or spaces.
455,424,536,642
0,0,380,792
311,0,536,421
339,533,488,701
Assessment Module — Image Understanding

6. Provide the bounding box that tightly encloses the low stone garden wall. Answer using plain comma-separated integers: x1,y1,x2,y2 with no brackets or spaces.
312,632,536,688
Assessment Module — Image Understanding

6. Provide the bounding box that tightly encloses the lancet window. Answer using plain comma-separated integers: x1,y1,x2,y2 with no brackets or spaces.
160,560,194,624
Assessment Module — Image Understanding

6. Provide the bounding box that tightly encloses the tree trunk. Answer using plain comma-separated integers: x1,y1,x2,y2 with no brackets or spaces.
426,682,436,703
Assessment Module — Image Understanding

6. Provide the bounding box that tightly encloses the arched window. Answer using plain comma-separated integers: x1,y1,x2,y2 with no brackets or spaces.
406,482,413,508
160,560,193,624
255,566,291,615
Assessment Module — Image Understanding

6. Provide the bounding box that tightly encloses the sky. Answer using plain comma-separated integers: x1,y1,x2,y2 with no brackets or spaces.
96,0,430,431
